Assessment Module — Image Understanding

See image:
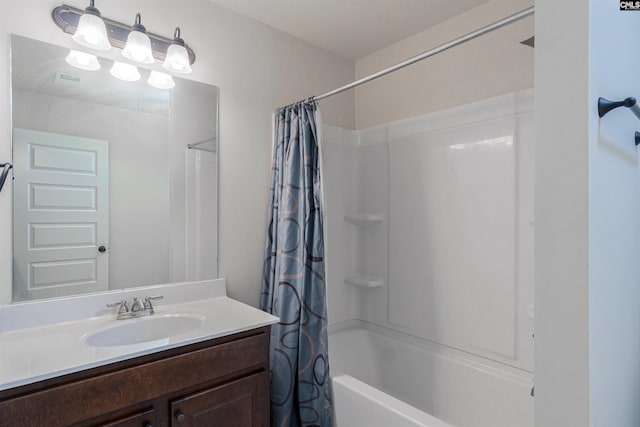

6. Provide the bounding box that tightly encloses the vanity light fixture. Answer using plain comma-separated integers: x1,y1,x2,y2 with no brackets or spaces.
147,71,175,89
53,5,196,72
122,13,154,64
71,0,111,51
162,28,193,75
110,61,141,81
65,49,101,71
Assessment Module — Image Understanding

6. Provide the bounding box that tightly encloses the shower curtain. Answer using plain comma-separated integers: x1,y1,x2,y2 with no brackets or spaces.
260,101,332,427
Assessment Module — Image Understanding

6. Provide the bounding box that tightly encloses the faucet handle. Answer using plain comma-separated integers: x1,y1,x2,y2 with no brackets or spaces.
106,299,129,314
143,295,163,312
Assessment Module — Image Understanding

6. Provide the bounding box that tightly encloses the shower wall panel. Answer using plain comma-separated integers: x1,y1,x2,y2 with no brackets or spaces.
388,116,516,360
324,90,534,372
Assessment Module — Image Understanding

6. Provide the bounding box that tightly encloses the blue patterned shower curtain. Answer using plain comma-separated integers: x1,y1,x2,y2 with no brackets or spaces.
260,101,332,427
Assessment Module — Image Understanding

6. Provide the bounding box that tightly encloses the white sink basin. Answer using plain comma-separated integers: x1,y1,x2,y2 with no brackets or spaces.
85,315,203,347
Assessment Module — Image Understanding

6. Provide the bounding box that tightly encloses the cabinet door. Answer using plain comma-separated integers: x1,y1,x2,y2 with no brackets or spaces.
170,372,269,427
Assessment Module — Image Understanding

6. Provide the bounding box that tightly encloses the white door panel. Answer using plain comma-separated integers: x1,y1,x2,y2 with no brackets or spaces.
29,223,97,249
13,128,109,301
29,183,98,210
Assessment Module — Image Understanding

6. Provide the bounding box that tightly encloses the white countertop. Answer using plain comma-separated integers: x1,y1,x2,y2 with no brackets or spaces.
0,280,278,392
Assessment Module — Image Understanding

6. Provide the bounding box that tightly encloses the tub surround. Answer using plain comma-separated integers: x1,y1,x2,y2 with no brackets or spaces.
324,90,534,371
0,278,278,392
330,320,534,427
324,90,535,427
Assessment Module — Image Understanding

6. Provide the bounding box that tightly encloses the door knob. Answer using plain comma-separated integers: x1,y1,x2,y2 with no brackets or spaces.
98,245,107,253
175,411,186,423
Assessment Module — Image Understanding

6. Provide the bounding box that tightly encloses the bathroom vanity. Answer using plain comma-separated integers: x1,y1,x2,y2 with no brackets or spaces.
0,327,269,426
0,279,278,427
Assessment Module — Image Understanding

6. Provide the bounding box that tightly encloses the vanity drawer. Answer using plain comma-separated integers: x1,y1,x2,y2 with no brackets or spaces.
0,330,269,427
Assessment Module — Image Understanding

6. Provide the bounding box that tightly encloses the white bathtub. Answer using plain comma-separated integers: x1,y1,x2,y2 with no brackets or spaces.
329,321,534,427
332,374,451,427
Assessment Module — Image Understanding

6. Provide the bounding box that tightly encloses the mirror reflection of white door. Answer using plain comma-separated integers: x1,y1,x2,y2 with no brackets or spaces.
13,128,109,301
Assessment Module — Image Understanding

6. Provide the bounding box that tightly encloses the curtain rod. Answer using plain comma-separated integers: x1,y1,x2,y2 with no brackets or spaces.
298,6,534,104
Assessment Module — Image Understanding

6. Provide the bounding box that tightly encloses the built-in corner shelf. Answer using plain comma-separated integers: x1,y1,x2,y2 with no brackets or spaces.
344,275,384,289
344,213,384,226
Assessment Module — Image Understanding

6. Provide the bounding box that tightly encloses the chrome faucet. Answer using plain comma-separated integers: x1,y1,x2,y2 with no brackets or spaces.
106,295,163,320
130,297,144,313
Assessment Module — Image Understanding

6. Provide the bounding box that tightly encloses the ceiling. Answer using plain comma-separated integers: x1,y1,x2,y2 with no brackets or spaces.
208,0,493,60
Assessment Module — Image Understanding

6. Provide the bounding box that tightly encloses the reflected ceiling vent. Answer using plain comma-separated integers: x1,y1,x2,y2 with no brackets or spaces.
520,36,534,48
54,71,85,87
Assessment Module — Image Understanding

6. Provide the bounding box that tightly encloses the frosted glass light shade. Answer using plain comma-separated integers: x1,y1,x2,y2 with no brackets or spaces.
162,44,192,74
65,50,101,71
122,26,154,64
122,13,154,64
72,13,111,51
147,71,175,89
110,61,140,81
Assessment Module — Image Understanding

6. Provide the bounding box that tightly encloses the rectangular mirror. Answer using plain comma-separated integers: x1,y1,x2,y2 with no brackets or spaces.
10,35,219,302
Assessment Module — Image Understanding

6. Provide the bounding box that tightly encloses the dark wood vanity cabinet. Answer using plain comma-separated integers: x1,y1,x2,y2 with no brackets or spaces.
0,326,271,427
